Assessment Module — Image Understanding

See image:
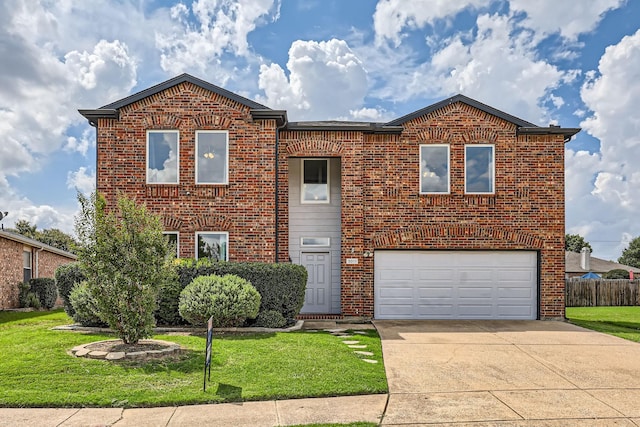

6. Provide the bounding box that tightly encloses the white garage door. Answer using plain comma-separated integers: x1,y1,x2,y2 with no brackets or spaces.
374,251,537,320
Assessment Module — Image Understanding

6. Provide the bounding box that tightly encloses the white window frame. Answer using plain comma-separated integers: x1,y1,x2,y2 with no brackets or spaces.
464,144,495,194
419,144,450,194
195,130,229,185
23,249,32,282
163,232,179,258
301,158,330,204
146,130,179,184
301,237,331,247
195,232,229,261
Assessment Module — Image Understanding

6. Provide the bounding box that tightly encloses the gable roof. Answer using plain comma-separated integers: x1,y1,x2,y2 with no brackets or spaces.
565,250,640,274
0,230,77,259
385,94,580,142
79,73,286,126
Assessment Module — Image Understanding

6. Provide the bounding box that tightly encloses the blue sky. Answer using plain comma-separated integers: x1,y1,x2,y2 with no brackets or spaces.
1,0,639,261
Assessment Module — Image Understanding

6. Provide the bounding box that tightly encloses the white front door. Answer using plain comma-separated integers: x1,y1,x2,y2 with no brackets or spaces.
300,252,331,313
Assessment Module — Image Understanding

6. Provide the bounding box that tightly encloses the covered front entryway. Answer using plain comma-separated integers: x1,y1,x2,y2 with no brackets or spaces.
288,157,341,314
374,250,538,320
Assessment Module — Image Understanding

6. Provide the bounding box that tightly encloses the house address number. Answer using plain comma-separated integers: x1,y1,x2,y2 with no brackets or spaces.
346,258,359,265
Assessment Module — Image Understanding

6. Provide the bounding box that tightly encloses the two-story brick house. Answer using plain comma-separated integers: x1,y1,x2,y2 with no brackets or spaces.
80,74,579,320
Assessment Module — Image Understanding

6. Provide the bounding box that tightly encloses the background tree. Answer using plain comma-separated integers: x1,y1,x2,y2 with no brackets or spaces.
75,191,175,344
9,220,78,253
565,234,592,253
13,220,37,239
618,236,640,269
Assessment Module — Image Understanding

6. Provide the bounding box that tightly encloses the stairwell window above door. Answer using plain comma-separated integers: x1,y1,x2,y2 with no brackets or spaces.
301,159,329,204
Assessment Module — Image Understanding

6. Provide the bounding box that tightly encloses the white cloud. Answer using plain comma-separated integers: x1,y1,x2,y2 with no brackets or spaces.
383,13,567,124
156,0,279,77
509,0,624,41
373,0,491,46
65,128,95,157
349,107,386,121
257,39,368,120
67,167,96,195
564,29,640,260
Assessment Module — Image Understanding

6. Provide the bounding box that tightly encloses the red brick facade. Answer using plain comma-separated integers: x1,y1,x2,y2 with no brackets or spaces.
0,232,77,309
85,74,577,320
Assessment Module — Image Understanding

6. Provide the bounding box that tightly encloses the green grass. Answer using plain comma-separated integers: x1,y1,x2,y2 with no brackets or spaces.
0,310,387,408
566,306,640,342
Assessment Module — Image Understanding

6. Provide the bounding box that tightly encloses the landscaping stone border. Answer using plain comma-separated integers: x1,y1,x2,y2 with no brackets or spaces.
70,339,181,361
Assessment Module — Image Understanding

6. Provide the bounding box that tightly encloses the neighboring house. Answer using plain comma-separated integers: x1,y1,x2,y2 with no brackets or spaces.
0,230,77,309
565,248,640,278
79,73,580,320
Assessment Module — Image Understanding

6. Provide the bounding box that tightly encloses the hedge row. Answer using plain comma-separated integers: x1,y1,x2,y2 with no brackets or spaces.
56,260,308,327
157,259,307,326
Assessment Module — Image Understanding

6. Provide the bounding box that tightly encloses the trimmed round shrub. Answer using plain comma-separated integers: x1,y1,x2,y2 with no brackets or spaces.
179,274,261,327
29,278,58,310
55,263,86,317
69,282,107,327
18,282,41,309
254,310,287,328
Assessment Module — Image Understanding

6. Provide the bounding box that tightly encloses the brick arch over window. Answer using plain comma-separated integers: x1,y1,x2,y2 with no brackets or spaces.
285,139,344,156
142,114,182,129
193,215,232,231
461,127,499,143
417,128,451,141
162,216,183,230
372,224,543,248
193,114,233,129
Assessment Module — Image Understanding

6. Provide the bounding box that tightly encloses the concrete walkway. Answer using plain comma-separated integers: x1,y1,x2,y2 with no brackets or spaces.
375,319,640,426
4,320,640,426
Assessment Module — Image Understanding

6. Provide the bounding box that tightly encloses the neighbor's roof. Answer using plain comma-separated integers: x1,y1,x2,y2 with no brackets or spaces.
565,251,640,274
0,230,77,259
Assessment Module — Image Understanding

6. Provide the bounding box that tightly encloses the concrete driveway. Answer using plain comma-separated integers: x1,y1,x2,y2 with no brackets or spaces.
374,320,640,426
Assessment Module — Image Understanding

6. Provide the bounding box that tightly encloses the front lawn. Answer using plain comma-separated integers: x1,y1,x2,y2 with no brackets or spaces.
565,306,640,342
0,310,387,408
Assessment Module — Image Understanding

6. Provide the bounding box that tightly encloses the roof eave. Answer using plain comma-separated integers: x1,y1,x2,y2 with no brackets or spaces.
250,109,288,127
0,231,77,259
78,109,119,126
517,126,581,143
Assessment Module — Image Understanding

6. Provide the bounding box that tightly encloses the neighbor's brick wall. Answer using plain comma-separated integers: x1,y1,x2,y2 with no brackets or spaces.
280,102,566,319
0,238,24,309
96,82,277,262
38,250,75,280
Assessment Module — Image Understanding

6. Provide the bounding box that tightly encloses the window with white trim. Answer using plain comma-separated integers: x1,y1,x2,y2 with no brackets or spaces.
196,232,228,261
420,144,450,194
147,130,179,184
163,232,179,258
302,159,329,203
196,131,229,184
465,144,495,194
23,250,32,283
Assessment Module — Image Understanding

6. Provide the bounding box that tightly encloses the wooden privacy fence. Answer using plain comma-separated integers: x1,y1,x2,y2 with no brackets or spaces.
566,279,640,307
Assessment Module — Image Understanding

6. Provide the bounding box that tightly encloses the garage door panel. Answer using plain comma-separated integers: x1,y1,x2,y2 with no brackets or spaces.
375,251,537,320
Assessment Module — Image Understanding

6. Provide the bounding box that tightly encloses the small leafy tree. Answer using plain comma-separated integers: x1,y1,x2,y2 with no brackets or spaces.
565,234,592,253
75,191,174,344
602,269,629,279
619,236,640,269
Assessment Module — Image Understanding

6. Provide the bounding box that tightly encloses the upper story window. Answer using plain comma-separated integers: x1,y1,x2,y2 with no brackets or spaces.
420,144,450,194
147,130,179,184
196,131,229,184
465,144,495,194
196,232,228,261
302,159,329,203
